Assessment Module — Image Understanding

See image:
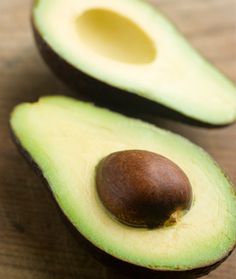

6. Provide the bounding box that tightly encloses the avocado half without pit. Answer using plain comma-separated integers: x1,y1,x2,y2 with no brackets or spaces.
10,96,236,278
32,0,236,125
96,150,192,228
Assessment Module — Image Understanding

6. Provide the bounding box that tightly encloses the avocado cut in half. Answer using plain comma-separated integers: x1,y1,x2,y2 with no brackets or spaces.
32,0,236,125
10,96,236,277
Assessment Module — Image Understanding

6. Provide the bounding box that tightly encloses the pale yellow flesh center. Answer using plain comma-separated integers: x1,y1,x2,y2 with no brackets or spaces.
76,9,157,64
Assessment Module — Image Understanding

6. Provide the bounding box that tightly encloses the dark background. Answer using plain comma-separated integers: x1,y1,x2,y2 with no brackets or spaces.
0,0,235,278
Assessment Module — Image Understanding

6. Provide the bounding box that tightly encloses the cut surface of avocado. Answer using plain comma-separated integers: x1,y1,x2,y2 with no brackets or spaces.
11,96,236,271
33,0,236,125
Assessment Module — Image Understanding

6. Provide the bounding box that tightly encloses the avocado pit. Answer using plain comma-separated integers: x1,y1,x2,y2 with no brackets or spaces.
96,150,192,228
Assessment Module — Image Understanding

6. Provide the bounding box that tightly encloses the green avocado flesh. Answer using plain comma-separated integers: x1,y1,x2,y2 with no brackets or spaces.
33,0,236,125
11,96,236,271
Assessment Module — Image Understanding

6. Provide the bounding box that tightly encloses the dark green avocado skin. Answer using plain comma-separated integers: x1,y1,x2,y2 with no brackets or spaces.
32,21,220,128
10,129,233,279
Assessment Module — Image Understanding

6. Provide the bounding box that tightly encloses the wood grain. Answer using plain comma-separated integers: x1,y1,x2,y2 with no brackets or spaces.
0,0,235,278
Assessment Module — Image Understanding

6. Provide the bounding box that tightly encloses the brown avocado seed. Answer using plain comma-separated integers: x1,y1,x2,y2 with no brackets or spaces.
96,150,192,228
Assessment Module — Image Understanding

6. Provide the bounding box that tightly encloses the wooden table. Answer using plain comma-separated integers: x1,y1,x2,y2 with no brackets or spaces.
0,0,235,278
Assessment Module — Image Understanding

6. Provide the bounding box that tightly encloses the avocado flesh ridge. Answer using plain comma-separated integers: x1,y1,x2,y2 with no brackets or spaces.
33,0,236,125
11,96,236,270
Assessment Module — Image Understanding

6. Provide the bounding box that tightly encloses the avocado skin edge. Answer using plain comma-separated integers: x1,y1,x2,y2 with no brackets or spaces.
10,129,235,279
32,21,223,128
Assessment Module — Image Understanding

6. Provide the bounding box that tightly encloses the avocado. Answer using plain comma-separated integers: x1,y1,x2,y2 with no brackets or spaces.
10,96,236,277
32,0,236,125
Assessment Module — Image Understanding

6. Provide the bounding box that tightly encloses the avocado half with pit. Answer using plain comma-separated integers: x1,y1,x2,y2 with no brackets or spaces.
32,0,236,125
10,96,236,278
